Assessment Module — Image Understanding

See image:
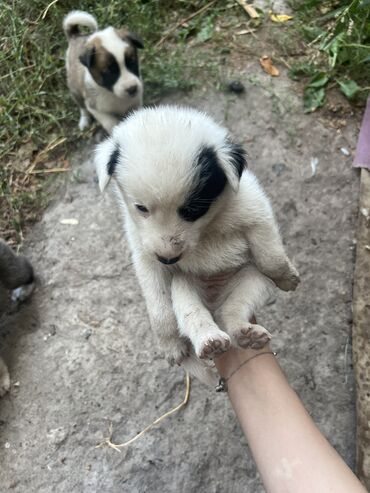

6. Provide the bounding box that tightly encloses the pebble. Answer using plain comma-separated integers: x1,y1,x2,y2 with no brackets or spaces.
272,163,287,176
228,81,245,94
83,328,93,340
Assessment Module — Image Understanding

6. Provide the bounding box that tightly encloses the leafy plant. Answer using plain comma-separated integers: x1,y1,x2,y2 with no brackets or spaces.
290,0,370,111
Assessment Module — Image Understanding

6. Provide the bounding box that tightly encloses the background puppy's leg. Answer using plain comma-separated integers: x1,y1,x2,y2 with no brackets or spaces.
87,107,120,134
214,265,275,349
0,357,10,397
172,275,230,360
78,108,91,131
134,257,190,366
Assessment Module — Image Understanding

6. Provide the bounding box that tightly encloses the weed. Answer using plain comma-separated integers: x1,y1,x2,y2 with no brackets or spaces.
289,0,370,111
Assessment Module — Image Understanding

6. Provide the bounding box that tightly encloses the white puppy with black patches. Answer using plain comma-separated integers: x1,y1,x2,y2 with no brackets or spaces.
63,11,144,133
95,106,299,382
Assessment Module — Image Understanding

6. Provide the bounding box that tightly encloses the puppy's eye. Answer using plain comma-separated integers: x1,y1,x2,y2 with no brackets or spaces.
135,204,149,214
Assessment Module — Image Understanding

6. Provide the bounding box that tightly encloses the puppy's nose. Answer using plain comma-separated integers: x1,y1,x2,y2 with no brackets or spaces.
126,85,138,96
156,254,181,265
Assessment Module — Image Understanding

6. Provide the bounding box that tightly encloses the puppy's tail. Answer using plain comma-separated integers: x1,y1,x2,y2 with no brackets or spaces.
181,354,217,387
63,11,98,40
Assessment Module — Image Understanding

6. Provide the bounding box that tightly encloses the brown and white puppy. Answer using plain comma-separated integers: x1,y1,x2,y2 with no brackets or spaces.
63,11,144,133
0,240,34,397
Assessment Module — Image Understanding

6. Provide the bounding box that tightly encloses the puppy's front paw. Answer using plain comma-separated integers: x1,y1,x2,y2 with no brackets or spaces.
235,323,271,350
162,337,191,367
78,115,90,131
11,283,34,303
195,330,231,360
0,359,10,398
273,262,300,292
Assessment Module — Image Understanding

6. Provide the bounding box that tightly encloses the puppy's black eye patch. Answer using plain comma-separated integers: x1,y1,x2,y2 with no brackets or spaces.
125,52,139,77
178,146,226,222
100,55,120,90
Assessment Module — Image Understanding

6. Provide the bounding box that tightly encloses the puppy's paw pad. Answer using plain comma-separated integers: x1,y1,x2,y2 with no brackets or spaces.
197,332,230,360
236,324,271,350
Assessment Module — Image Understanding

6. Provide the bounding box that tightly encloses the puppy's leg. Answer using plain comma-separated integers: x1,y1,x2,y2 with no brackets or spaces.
214,265,275,349
241,172,299,291
134,256,190,366
0,358,10,397
87,107,120,134
172,275,230,360
248,221,299,291
78,108,91,131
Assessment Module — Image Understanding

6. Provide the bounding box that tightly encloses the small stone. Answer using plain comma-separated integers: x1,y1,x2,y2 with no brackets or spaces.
49,325,56,336
47,427,67,446
83,328,93,340
272,163,287,176
228,81,245,94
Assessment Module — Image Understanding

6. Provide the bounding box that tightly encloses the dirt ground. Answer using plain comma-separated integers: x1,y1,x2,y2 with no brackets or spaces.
0,60,361,492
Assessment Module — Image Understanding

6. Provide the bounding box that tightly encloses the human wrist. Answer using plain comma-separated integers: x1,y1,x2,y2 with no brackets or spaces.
214,344,277,394
214,344,273,376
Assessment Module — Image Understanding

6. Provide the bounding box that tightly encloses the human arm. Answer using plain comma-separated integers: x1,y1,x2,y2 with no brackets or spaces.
215,346,366,493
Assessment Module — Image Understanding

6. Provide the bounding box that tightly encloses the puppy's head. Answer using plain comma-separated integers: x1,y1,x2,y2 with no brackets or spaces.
95,106,246,265
79,27,143,100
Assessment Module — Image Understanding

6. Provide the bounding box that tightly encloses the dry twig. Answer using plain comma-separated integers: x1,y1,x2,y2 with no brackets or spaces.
96,372,191,452
38,0,59,21
235,0,259,19
28,168,70,175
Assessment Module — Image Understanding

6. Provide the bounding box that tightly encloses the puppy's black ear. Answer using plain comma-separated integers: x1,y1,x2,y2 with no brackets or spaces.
127,32,144,49
116,29,144,49
79,46,95,69
95,139,120,192
218,139,247,192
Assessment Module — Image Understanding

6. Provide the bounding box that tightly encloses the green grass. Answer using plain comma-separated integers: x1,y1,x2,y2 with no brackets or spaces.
288,0,370,111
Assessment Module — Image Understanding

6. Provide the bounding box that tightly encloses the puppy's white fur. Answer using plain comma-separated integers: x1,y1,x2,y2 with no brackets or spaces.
63,11,143,133
95,106,299,383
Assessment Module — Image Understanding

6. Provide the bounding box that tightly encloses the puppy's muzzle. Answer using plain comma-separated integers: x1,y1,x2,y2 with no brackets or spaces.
156,254,182,265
